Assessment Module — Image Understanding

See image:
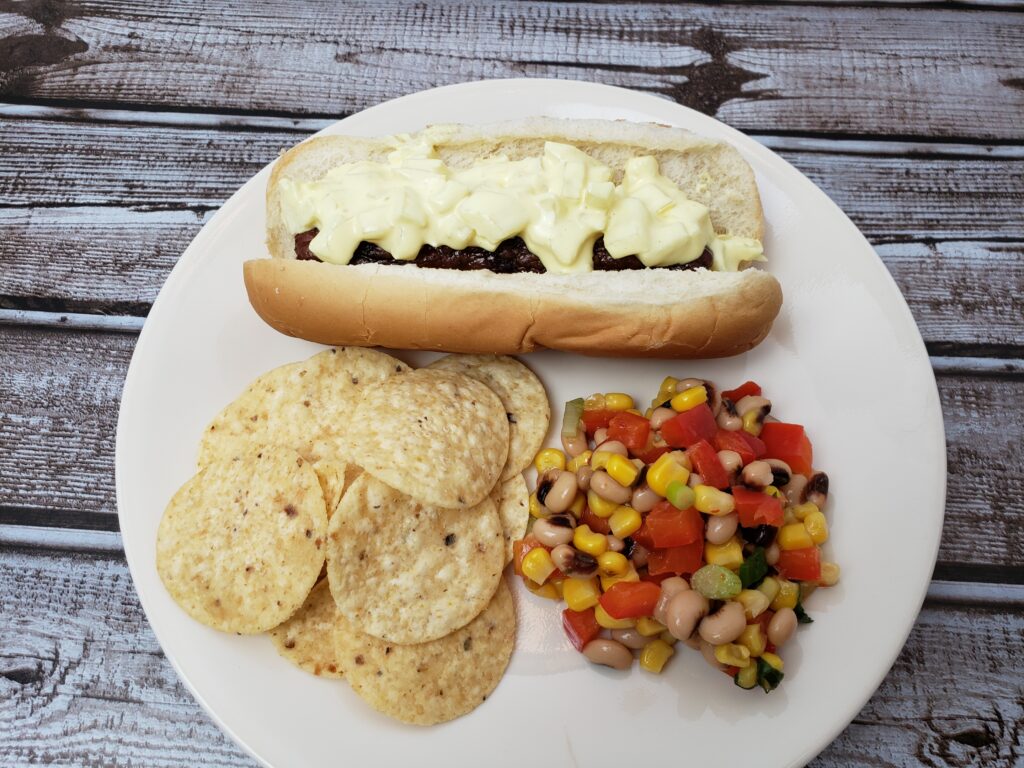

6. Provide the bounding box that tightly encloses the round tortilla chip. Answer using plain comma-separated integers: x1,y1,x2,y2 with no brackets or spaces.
345,368,509,508
311,458,358,520
326,474,504,644
335,578,515,725
197,347,409,468
156,449,327,634
491,474,529,565
428,355,549,480
269,580,343,678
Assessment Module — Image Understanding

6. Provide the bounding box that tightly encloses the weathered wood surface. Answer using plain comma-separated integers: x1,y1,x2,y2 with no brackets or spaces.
0,325,1020,575
0,546,1020,767
1,1,1023,141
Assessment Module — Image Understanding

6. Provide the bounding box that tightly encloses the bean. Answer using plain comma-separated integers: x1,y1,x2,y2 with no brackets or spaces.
768,607,798,647
611,628,650,650
649,407,677,430
698,600,747,645
630,484,660,513
594,439,628,457
766,459,792,488
717,398,742,431
741,460,773,489
561,430,589,458
687,472,703,488
705,512,738,545
783,474,808,506
665,590,709,641
590,470,632,504
606,535,625,553
550,544,598,577
765,542,780,566
735,395,771,417
576,465,594,493
593,428,608,445
674,377,705,393
628,542,650,569
653,576,690,625
717,450,742,476
532,515,575,548
582,639,633,670
803,472,829,508
544,470,579,513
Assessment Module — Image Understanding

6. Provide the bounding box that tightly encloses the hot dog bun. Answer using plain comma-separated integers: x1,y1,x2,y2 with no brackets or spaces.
245,118,782,358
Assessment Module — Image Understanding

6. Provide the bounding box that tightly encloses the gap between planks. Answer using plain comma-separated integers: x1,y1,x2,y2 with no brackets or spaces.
1,103,1022,160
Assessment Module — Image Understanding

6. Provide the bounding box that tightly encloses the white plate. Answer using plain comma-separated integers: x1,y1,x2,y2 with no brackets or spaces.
116,79,945,768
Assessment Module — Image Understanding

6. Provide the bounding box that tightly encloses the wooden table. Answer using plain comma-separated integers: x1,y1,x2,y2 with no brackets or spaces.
1,2,1022,765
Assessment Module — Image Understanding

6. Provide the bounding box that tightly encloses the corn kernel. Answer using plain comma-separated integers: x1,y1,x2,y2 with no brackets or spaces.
658,630,677,646
738,624,766,657
804,510,829,545
652,376,679,408
568,493,586,518
760,652,784,672
636,616,667,637
771,580,799,611
735,589,771,620
704,537,744,569
757,576,781,603
597,551,629,577
595,603,635,629
715,643,751,668
764,485,782,499
606,454,640,487
526,581,560,600
522,547,556,584
562,577,601,611
742,410,763,436
534,448,566,473
584,393,606,410
792,502,819,521
644,407,654,419
567,450,592,473
694,485,736,516
646,453,690,497
820,561,841,587
670,385,708,413
529,493,546,519
778,523,814,550
639,639,675,674
586,490,620,519
735,663,758,689
604,393,634,412
609,506,642,538
590,451,615,471
573,524,608,556
601,564,639,592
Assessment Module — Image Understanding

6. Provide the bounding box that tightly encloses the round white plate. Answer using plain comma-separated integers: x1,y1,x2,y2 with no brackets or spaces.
117,79,945,768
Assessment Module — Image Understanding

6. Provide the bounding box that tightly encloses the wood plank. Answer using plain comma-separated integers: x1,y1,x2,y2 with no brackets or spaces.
1,546,1020,767
0,325,1021,572
1,2,1023,140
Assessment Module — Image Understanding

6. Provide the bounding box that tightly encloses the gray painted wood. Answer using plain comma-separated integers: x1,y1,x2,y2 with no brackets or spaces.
0,1,1023,140
0,546,1020,768
0,324,1020,577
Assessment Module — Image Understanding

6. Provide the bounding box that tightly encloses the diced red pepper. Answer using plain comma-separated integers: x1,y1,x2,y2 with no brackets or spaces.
640,571,673,586
645,501,704,548
562,607,600,652
635,442,671,465
760,422,814,477
659,404,718,448
713,429,766,466
732,486,784,528
580,504,611,535
722,381,762,402
598,581,662,619
776,546,821,581
581,409,615,436
606,412,651,455
632,517,655,550
688,439,730,489
647,540,704,576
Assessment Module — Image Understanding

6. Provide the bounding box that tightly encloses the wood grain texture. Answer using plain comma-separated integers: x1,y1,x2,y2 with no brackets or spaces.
0,325,1020,572
0,546,1019,767
1,1,1023,140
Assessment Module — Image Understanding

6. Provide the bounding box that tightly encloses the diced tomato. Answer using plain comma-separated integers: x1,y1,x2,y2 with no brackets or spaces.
659,404,717,448
512,534,542,578
732,486,784,528
647,540,704,576
581,409,615,436
776,546,821,581
645,501,704,548
635,442,671,465
688,439,731,489
562,607,600,652
722,381,762,402
606,412,651,455
713,429,766,466
632,518,655,550
760,422,814,477
599,581,662,619
580,505,611,535
640,571,673,586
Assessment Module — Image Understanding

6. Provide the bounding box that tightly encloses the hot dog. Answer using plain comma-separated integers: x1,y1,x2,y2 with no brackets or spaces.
244,118,782,358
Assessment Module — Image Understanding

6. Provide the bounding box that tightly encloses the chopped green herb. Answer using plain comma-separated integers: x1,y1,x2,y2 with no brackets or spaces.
561,398,585,439
794,600,814,624
738,547,768,588
757,658,784,693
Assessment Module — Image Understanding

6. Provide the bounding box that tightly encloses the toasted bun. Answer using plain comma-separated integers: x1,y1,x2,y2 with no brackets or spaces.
248,118,782,358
